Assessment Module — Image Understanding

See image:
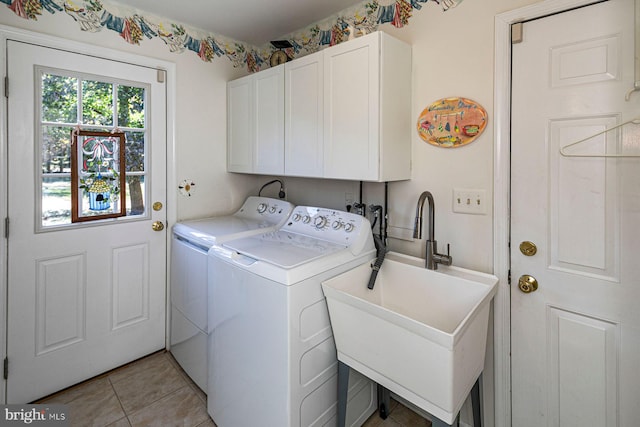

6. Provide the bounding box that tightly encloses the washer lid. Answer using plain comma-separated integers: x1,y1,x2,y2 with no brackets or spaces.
222,231,346,269
172,196,294,248
173,217,273,247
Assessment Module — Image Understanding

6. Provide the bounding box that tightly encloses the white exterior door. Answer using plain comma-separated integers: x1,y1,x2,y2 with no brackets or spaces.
511,1,640,426
6,41,167,403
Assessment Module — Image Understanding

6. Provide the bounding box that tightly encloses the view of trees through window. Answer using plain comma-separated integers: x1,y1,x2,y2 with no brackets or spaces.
40,70,148,227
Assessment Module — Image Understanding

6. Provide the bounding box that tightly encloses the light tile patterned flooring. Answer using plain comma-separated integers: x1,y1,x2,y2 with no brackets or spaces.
362,399,432,427
37,350,430,427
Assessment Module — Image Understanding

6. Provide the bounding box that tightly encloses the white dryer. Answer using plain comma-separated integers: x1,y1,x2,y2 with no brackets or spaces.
208,206,378,427
170,196,293,391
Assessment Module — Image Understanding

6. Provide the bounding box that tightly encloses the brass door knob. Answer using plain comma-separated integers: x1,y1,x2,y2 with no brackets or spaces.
519,241,537,256
518,275,538,293
152,221,165,232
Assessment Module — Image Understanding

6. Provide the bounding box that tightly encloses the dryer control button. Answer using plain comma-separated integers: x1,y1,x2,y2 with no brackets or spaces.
269,206,277,213
292,213,302,222
332,220,343,230
302,215,311,224
344,223,355,233
257,203,268,213
314,216,327,229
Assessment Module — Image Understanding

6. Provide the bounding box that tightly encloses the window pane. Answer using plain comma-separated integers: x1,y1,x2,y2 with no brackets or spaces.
42,74,77,123
42,176,71,226
126,175,145,215
125,131,145,172
42,126,72,174
118,85,145,128
82,80,113,126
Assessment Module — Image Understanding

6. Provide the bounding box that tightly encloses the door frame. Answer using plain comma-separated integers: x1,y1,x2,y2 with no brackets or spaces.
0,25,177,404
493,1,606,426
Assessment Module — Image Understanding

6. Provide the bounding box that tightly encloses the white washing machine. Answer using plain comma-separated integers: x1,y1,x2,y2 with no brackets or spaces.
170,196,293,391
208,206,378,427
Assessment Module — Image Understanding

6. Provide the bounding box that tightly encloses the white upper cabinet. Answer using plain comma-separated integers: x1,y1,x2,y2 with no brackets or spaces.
285,51,324,177
253,66,284,174
227,65,284,174
227,32,411,182
324,31,411,182
227,75,253,173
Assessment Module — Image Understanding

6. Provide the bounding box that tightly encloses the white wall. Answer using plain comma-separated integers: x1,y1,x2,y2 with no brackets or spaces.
0,0,544,269
0,0,549,422
275,0,542,275
254,0,543,275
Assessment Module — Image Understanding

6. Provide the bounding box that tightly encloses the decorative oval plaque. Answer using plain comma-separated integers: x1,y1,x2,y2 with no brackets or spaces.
417,97,487,148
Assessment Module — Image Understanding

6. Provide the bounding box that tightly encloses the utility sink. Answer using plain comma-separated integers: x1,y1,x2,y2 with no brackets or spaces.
321,252,498,424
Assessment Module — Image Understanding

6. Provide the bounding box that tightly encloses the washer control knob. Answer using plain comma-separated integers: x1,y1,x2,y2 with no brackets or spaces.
314,216,328,229
269,205,277,213
302,215,311,224
257,203,268,213
292,213,302,222
332,220,343,230
344,223,355,233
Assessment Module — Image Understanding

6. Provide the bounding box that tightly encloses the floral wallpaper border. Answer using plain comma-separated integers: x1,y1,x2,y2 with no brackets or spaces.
1,0,463,72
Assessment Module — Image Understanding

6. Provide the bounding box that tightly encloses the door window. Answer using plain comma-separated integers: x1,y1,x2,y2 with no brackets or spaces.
38,67,149,229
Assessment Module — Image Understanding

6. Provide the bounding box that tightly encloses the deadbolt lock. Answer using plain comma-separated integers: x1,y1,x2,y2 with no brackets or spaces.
519,241,537,256
518,275,538,293
153,202,163,211
152,221,165,232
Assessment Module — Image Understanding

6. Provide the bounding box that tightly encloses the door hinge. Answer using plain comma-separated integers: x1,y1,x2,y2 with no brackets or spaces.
4,217,8,239
508,269,511,285
4,76,8,98
512,22,524,44
4,357,8,380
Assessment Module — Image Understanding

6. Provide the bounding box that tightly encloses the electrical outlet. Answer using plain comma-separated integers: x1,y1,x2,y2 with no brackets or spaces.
345,192,354,211
453,188,487,215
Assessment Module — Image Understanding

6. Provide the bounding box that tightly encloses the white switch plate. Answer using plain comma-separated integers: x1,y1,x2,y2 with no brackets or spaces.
453,188,487,215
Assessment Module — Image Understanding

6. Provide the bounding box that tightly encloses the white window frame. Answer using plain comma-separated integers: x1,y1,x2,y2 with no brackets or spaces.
36,66,152,232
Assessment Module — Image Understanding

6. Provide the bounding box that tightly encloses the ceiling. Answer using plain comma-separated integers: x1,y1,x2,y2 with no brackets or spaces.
120,0,365,46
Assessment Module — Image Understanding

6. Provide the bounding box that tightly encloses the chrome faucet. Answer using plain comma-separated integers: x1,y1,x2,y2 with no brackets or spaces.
413,191,452,270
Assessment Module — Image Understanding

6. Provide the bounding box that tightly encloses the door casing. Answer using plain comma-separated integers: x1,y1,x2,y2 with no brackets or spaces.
493,1,608,426
0,24,177,404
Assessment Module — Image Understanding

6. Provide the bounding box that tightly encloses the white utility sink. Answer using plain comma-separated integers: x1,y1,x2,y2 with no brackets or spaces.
321,252,498,424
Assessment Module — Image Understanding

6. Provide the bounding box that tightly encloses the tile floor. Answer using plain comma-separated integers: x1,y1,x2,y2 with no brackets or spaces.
37,350,430,427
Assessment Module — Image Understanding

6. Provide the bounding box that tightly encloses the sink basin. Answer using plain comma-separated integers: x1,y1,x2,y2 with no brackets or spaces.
321,252,498,424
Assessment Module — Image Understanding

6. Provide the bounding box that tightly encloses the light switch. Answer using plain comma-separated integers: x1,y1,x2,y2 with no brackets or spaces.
453,188,487,215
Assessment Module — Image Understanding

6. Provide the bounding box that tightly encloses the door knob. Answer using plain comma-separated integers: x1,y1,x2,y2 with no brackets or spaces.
519,241,537,256
518,274,538,293
152,221,165,232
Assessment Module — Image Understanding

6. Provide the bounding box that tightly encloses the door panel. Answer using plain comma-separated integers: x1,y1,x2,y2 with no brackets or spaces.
511,1,639,426
6,41,167,403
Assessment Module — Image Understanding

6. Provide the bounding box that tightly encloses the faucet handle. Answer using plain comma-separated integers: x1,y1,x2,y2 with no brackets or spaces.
441,243,453,266
433,243,452,267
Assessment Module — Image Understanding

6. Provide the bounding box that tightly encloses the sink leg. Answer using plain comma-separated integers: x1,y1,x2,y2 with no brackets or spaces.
431,416,456,427
377,384,391,419
471,376,482,427
337,361,349,427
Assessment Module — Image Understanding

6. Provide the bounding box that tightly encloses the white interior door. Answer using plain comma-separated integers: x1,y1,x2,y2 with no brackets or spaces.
6,40,167,403
511,1,640,426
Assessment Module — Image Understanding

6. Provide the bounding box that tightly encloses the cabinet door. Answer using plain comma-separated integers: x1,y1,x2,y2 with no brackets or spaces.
227,75,253,173
285,51,323,177
253,65,284,174
324,32,380,181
